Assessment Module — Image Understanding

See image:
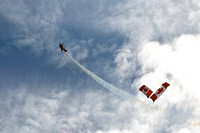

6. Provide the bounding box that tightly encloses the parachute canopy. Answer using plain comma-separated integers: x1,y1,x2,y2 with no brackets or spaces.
139,85,153,98
150,82,170,102
139,82,170,102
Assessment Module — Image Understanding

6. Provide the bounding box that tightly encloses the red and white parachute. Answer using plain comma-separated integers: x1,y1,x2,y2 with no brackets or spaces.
139,85,153,98
139,82,170,102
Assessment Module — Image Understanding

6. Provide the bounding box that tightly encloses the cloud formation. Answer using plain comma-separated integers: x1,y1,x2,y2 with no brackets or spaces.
101,0,200,82
1,82,200,133
136,34,200,101
96,1,200,132
0,0,64,49
1,0,200,132
0,0,123,67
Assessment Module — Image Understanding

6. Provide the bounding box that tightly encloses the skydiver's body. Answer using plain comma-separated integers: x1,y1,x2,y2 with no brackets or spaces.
59,43,67,52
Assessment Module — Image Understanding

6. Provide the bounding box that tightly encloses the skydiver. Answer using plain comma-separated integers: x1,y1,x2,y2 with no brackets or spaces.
59,43,67,52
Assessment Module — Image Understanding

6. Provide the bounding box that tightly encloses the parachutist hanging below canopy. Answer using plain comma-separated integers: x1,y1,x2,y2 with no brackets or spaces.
59,43,67,52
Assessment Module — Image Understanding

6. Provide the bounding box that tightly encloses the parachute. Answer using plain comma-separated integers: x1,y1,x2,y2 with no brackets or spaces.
139,85,153,98
139,82,170,102
150,82,170,102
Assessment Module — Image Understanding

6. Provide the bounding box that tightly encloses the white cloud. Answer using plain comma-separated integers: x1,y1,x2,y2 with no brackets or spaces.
1,0,200,132
91,6,200,125
0,0,123,67
100,0,200,81
136,34,200,99
1,81,200,133
131,34,200,132
114,48,136,80
95,0,200,131
0,0,65,55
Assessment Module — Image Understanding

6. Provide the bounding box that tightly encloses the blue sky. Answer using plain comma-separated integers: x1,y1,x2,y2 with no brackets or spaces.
1,0,200,132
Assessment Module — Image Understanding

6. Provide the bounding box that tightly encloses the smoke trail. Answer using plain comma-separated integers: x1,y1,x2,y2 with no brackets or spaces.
65,53,133,100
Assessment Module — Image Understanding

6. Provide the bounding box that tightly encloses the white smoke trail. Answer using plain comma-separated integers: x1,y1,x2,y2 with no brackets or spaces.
65,52,133,100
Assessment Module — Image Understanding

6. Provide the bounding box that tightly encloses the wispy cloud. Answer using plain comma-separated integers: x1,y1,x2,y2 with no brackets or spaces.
0,0,66,64
1,0,200,132
1,83,200,133
100,0,200,81
0,0,123,65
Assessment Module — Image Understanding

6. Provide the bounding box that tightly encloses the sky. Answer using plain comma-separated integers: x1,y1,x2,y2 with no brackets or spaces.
1,0,200,132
